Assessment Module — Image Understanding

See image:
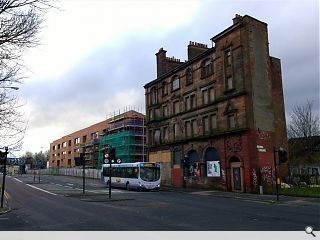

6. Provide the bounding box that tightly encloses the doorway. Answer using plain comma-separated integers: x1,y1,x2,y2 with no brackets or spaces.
230,156,243,192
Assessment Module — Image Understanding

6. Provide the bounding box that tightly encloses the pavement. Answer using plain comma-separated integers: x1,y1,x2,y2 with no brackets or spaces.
160,186,320,206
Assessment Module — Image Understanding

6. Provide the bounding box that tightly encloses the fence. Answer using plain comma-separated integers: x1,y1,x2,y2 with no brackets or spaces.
27,168,102,180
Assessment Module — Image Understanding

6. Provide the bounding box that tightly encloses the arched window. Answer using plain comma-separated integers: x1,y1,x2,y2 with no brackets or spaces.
204,147,221,177
187,150,200,177
186,68,193,85
201,58,213,77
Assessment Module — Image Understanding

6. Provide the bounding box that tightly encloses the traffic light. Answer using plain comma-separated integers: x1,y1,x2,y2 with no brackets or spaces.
278,148,288,163
103,147,116,164
0,151,7,165
109,147,116,163
103,151,110,164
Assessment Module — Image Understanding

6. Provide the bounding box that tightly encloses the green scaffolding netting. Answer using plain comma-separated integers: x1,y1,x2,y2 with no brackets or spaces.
97,131,136,169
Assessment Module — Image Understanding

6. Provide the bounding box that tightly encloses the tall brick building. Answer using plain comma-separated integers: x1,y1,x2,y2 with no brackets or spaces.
144,14,288,192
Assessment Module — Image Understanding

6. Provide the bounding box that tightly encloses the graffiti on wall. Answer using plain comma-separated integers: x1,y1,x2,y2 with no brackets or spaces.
252,168,258,188
260,165,273,186
225,135,242,153
221,170,226,182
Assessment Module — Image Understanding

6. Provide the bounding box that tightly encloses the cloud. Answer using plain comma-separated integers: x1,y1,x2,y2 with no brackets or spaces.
18,0,319,153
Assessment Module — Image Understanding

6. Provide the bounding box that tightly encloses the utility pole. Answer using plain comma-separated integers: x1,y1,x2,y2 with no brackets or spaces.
1,147,8,208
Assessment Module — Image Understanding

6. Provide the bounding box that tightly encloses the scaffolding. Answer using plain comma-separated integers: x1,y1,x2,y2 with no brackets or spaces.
97,131,137,169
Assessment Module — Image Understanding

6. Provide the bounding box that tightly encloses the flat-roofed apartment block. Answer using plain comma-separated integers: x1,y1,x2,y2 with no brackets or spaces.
144,14,288,192
49,110,146,169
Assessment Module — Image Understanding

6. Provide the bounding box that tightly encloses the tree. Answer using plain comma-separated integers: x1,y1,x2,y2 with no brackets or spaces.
287,100,320,165
0,0,53,150
21,150,49,168
288,100,320,139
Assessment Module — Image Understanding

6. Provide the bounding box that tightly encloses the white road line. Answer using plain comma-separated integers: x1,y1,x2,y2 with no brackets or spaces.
12,178,23,183
26,184,57,196
4,191,10,199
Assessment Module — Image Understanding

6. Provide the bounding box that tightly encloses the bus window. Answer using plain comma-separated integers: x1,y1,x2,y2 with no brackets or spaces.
140,167,160,182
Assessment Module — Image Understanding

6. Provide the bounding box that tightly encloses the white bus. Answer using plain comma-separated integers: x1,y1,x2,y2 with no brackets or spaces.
101,162,161,190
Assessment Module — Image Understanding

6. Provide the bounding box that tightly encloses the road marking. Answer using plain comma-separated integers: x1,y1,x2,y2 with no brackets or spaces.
13,178,23,183
26,184,57,196
0,218,9,220
4,191,10,199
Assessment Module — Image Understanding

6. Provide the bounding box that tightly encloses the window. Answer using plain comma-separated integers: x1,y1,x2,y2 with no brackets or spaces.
226,76,233,90
173,100,180,114
82,136,86,144
68,140,72,146
202,89,208,105
209,87,215,102
74,138,80,144
228,114,236,128
203,116,209,133
149,109,154,120
162,105,168,117
185,94,196,111
155,108,160,118
225,49,232,66
149,130,153,145
162,81,168,96
211,114,217,129
163,127,169,143
186,121,191,137
151,87,157,104
91,132,99,140
191,94,196,109
172,76,180,91
62,142,67,148
192,119,198,136
154,129,161,145
173,123,179,140
186,68,193,85
201,58,213,77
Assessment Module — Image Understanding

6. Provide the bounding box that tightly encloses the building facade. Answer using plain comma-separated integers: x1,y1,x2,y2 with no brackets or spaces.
144,14,288,192
49,110,146,169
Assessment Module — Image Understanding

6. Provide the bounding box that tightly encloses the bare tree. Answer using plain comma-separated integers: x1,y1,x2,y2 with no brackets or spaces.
0,0,54,150
288,100,320,165
287,100,320,139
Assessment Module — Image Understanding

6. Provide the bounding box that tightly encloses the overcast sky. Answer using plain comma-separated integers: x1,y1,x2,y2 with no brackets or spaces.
15,0,319,156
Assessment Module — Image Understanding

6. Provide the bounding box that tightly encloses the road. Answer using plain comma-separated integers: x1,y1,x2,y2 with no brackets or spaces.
0,174,319,231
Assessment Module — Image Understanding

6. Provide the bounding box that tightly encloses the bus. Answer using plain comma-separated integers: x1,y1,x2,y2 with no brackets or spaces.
101,162,161,190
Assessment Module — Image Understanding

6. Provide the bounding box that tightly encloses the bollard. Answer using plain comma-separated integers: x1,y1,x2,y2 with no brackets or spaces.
259,185,263,195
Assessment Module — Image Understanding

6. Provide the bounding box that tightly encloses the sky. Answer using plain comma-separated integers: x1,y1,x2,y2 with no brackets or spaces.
14,0,319,156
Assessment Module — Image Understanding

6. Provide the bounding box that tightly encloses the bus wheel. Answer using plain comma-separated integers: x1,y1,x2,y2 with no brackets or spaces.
126,182,130,191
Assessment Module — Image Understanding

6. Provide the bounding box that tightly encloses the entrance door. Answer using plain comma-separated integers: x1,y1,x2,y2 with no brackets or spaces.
232,167,242,190
230,156,243,192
